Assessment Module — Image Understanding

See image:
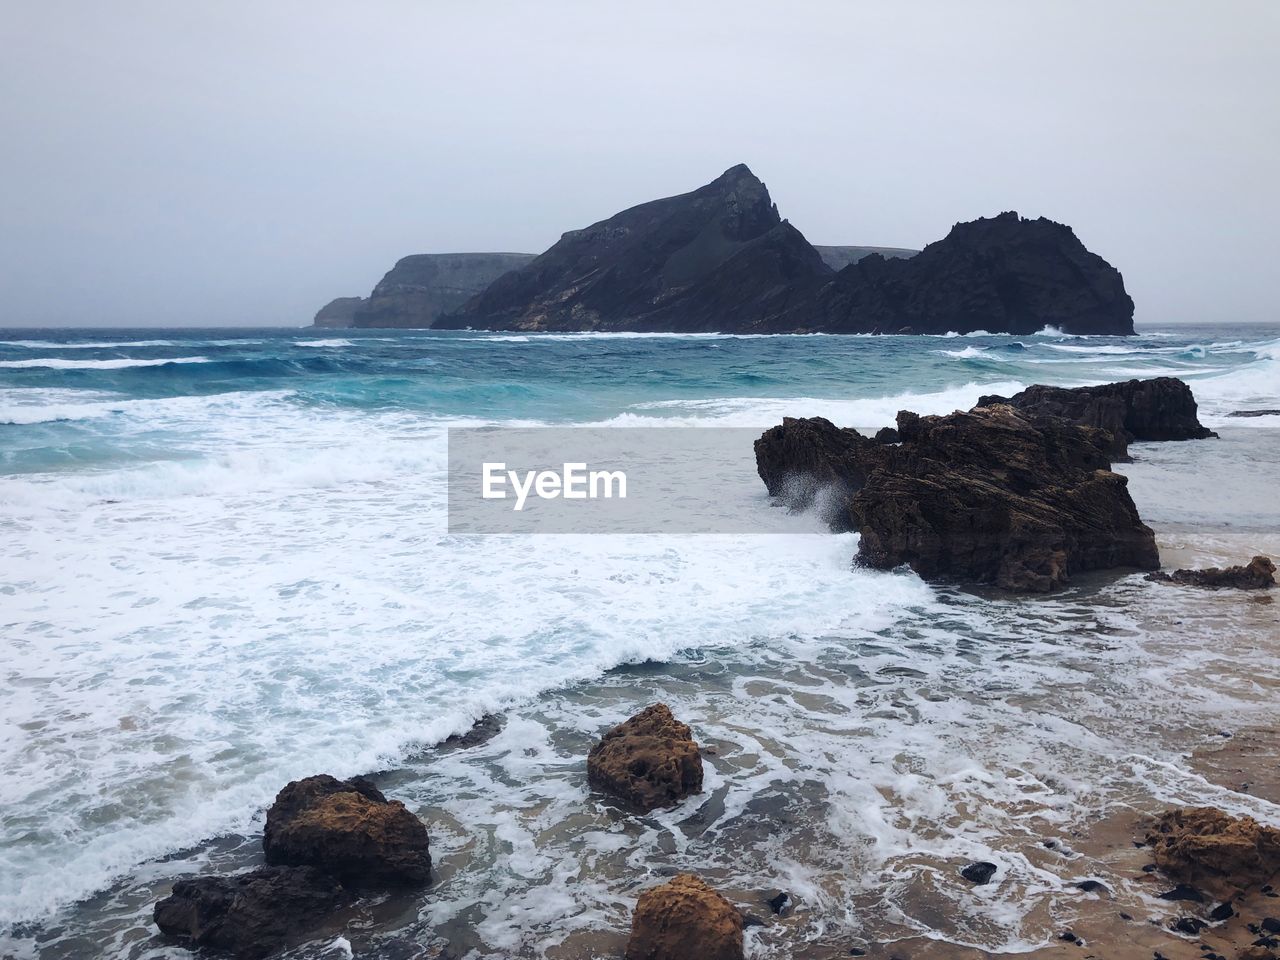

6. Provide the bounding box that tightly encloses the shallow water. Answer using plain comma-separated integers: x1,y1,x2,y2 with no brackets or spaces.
1,323,1278,957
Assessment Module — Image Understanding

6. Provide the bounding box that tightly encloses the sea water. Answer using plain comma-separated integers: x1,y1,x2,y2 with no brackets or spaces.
1,324,1278,958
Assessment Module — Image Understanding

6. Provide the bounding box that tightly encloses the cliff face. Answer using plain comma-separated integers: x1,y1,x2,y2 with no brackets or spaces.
348,253,535,328
792,212,1135,335
438,164,833,332
313,297,365,328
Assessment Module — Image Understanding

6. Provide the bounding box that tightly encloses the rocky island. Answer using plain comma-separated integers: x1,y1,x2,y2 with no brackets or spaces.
315,164,1135,335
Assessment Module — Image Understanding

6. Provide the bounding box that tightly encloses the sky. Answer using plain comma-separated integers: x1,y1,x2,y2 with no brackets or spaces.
1,1,1276,327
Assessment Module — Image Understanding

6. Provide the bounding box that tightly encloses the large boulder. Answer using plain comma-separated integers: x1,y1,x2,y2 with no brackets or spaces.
756,404,1160,591
1147,556,1276,590
587,704,704,811
153,865,346,959
625,874,744,960
1145,807,1280,899
977,377,1217,458
263,774,431,885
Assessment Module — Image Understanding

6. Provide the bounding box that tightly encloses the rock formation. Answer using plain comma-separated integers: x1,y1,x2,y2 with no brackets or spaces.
625,874,744,960
795,211,1135,335
1147,556,1276,590
153,865,347,959
263,774,432,885
434,166,1133,335
312,296,365,328
326,252,534,328
978,377,1217,459
1145,807,1280,899
755,403,1160,591
587,703,704,811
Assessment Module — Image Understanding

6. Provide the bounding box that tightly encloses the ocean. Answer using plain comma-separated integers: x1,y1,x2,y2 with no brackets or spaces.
2,324,1279,959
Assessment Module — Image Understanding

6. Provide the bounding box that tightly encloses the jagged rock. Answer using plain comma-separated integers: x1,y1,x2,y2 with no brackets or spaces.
263,774,431,885
153,865,346,959
977,377,1217,459
961,861,998,884
587,704,703,811
873,426,900,445
312,296,365,328
793,211,1134,335
755,404,1159,591
1146,556,1276,590
438,167,1132,335
351,252,535,328
625,874,744,960
443,164,830,333
1145,807,1280,899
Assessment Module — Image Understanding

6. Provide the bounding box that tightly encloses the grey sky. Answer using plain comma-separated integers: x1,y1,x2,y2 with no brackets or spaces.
2,0,1276,327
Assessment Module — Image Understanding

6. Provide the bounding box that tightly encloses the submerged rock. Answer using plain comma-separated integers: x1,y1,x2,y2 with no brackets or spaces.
153,865,347,959
263,774,432,885
976,377,1217,459
587,703,703,811
756,404,1159,591
1145,807,1280,899
1146,556,1276,590
625,873,744,960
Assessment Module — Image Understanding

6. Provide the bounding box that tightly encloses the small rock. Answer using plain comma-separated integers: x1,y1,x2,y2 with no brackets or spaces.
263,774,431,885
625,874,743,960
1265,919,1280,934
1120,912,1135,921
587,704,704,812
1075,879,1108,894
1172,917,1208,935
1209,902,1235,922
1158,884,1206,902
960,861,998,884
740,912,766,928
766,891,791,916
153,865,347,960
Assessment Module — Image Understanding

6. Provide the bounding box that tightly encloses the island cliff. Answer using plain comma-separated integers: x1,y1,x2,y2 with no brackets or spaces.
320,165,1135,335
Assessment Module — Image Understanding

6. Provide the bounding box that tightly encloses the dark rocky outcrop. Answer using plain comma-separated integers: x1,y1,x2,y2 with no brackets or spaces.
755,404,1159,591
345,252,535,328
153,865,347,960
625,874,744,960
1147,556,1276,590
1228,409,1280,418
813,244,917,271
793,212,1135,335
263,774,431,885
441,164,831,333
312,296,366,328
978,377,1217,459
1145,807,1280,900
440,166,1131,335
587,704,703,811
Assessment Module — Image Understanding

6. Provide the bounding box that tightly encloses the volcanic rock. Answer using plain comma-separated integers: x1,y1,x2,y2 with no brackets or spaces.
961,861,998,884
587,704,703,811
263,774,431,885
1145,807,1280,900
755,404,1159,591
791,210,1135,335
1146,556,1276,590
977,377,1217,459
153,865,347,960
625,873,744,960
440,166,1133,335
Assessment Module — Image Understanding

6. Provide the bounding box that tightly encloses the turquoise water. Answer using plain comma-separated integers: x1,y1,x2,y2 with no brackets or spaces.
2,324,1279,957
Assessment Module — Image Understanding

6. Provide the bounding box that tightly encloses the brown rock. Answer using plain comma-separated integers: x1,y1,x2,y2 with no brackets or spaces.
587,704,703,811
1145,807,1280,899
153,865,346,960
263,774,431,885
625,873,744,960
1147,556,1276,590
756,403,1159,591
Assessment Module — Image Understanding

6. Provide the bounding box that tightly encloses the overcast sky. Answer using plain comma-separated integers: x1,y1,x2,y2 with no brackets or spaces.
2,1,1276,327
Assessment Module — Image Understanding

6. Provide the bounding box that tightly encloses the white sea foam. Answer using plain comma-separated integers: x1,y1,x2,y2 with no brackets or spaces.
295,338,355,347
0,388,294,427
0,339,179,349
0,356,211,370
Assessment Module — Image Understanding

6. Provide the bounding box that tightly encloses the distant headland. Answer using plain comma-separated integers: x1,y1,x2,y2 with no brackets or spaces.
315,164,1134,336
